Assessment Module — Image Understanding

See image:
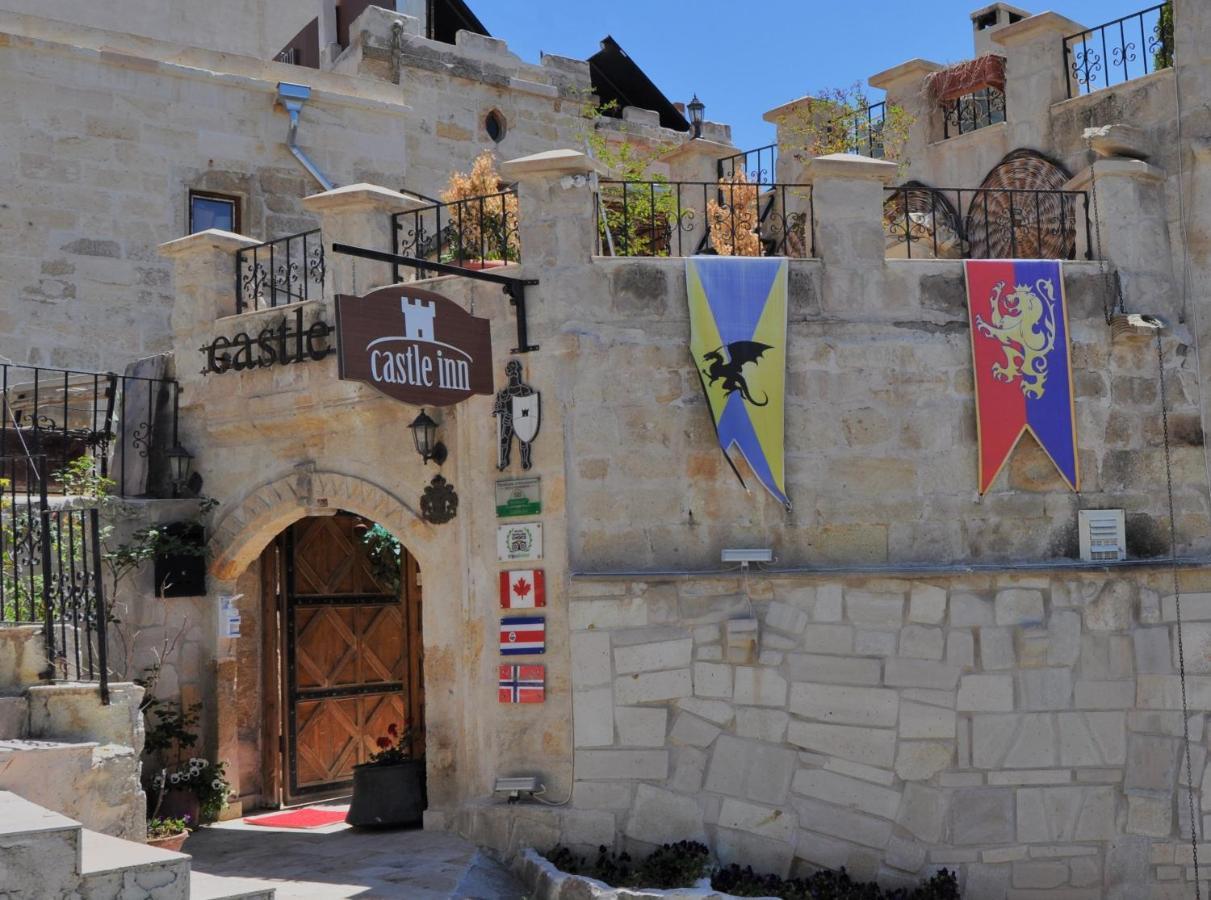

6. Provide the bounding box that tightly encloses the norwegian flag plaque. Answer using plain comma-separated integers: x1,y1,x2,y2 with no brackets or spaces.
499,570,545,609
500,616,545,655
498,664,544,703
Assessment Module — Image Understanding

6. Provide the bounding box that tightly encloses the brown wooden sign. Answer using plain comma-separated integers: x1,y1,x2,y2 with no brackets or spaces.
336,285,493,406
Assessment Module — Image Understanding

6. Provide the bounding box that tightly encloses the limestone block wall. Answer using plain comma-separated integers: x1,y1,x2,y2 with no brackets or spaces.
563,259,1210,571
0,12,408,370
564,569,1211,896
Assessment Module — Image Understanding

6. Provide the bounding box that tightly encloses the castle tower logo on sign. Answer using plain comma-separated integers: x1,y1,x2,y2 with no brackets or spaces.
336,285,494,405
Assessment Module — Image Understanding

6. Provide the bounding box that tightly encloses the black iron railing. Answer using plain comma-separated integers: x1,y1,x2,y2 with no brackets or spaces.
1,456,109,701
0,364,181,498
1064,2,1173,98
843,102,887,158
595,180,813,258
718,144,778,183
883,186,1091,260
236,229,325,313
942,87,1006,139
391,190,520,283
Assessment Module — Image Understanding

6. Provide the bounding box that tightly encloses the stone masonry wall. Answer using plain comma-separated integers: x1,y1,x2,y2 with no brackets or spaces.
565,568,1211,897
564,259,1210,571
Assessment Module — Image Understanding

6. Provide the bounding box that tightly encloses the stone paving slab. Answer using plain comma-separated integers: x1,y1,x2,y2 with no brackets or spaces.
185,818,525,899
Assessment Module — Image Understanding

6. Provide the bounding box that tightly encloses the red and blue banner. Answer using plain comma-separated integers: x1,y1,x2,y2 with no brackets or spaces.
965,260,1079,494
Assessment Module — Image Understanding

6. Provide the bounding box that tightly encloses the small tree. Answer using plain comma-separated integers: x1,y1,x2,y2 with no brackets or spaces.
706,169,762,257
440,150,520,262
780,83,914,170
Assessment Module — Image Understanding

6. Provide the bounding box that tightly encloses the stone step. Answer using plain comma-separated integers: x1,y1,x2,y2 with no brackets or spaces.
0,625,49,691
189,870,277,900
79,828,191,900
0,738,145,840
0,790,83,897
0,694,27,738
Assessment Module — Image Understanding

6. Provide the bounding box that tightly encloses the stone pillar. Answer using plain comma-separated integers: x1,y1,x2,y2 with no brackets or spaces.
500,149,603,269
868,59,943,169
805,153,898,315
991,12,1088,148
1065,155,1177,321
301,183,427,296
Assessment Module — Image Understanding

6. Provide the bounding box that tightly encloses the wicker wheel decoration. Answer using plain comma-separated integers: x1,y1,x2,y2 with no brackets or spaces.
883,181,962,259
964,149,1076,259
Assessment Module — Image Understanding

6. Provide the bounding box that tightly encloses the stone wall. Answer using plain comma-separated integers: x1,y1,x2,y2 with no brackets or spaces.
559,568,1210,897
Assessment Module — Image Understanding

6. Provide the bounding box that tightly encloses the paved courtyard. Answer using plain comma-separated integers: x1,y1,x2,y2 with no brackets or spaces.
185,816,526,899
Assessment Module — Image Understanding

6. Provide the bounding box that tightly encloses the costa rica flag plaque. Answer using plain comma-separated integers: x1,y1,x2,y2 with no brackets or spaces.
500,570,545,608
498,664,544,703
500,616,545,655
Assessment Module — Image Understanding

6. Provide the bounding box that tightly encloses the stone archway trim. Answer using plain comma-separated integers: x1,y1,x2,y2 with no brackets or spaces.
209,466,436,581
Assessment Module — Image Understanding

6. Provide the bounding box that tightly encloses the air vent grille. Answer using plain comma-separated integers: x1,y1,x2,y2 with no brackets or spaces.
1078,509,1126,562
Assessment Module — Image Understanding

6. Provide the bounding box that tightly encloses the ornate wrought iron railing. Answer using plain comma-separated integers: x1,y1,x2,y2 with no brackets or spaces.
941,87,1006,139
0,364,181,498
235,229,325,313
391,190,520,283
717,144,778,183
1064,2,1173,98
595,180,813,259
883,186,1092,260
1,456,109,702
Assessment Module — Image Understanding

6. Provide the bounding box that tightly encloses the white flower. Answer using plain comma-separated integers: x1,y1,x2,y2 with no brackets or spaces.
198,760,209,769
211,779,224,790
169,773,180,784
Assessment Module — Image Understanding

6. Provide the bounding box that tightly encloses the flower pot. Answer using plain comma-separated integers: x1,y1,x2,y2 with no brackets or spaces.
157,788,200,824
147,831,189,853
455,259,508,271
345,759,426,828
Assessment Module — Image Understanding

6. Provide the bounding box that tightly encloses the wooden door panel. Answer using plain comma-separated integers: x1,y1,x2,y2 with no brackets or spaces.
283,512,423,802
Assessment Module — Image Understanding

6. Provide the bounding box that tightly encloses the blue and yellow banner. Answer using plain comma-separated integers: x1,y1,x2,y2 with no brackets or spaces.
687,257,790,509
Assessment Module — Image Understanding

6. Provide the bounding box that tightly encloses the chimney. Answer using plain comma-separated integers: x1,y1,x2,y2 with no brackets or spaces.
970,2,1032,56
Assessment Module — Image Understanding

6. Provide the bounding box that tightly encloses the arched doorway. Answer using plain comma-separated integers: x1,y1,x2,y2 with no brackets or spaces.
258,511,424,805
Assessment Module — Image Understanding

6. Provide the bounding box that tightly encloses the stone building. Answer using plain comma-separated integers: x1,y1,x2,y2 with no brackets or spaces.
3,0,1211,898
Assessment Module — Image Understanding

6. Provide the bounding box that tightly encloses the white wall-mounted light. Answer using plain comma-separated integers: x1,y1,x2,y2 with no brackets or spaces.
722,548,773,567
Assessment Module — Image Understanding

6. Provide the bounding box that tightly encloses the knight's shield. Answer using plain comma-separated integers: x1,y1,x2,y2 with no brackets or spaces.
511,393,540,444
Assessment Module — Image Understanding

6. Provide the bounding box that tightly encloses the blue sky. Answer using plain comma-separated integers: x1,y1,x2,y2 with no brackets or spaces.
470,0,1160,152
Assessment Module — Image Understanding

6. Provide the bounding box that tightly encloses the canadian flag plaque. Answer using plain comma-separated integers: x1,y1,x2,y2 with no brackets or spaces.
500,570,545,609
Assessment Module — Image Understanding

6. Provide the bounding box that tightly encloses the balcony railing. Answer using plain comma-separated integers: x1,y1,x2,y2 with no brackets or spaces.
1064,2,1173,98
235,229,325,313
883,186,1091,260
0,363,181,498
595,180,813,259
844,102,887,158
942,87,1006,139
391,190,519,283
717,144,778,183
1,455,109,703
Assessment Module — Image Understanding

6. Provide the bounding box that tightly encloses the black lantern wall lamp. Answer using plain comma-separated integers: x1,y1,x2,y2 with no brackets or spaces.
688,94,705,138
166,443,194,498
409,409,447,466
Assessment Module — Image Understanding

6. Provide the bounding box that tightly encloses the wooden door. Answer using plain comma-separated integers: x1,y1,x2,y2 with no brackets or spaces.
282,513,422,802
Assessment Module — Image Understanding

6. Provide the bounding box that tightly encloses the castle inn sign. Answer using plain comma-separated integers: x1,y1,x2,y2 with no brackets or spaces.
336,285,494,405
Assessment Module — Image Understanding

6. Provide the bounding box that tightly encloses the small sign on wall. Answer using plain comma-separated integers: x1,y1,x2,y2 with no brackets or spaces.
497,522,542,562
498,664,544,703
500,570,545,608
219,594,243,639
495,476,541,518
500,616,545,655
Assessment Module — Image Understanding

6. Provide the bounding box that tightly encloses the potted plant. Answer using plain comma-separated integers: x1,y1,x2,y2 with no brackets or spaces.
148,758,231,825
346,721,425,828
146,815,191,852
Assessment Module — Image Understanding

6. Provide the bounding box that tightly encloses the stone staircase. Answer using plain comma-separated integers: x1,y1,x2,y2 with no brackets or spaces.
0,791,273,900
0,625,273,899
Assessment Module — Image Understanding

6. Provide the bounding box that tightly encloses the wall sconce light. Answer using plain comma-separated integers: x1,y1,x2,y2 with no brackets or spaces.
166,443,194,497
409,409,447,465
687,94,705,138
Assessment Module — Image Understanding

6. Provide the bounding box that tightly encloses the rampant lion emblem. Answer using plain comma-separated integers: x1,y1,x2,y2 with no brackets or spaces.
975,279,1057,399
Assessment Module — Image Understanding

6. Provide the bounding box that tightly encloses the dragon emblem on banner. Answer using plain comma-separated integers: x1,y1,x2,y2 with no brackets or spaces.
974,279,1057,399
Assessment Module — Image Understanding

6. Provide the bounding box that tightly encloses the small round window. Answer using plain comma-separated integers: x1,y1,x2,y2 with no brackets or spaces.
485,110,506,143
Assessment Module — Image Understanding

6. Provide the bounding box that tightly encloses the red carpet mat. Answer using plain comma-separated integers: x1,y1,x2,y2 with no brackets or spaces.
244,806,348,829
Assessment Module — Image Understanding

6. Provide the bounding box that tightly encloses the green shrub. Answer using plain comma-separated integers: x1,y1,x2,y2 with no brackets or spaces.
544,841,710,889
711,863,960,899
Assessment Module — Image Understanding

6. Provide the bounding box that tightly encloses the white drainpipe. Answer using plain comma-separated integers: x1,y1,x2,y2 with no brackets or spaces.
276,82,335,191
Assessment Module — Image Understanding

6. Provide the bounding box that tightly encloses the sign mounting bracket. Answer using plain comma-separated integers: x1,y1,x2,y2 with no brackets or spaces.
331,243,540,354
